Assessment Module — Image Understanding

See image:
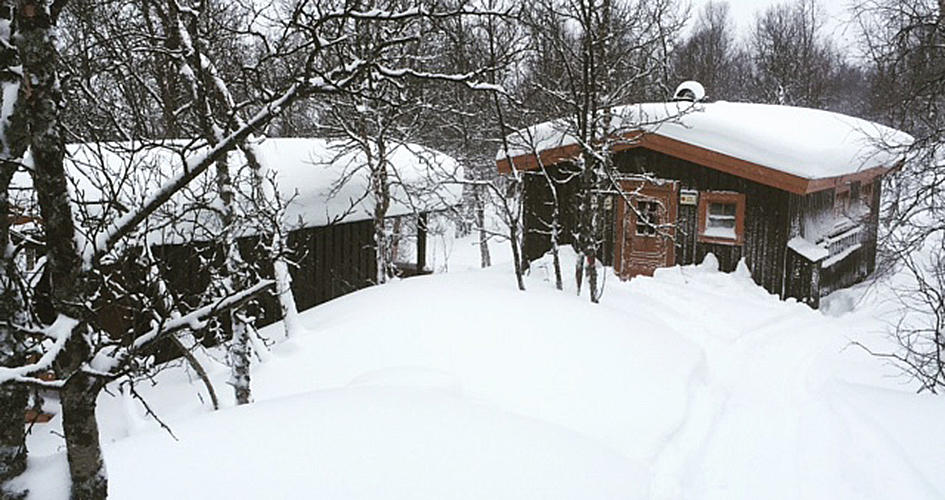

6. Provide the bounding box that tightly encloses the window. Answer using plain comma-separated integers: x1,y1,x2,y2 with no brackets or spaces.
706,202,737,237
834,186,850,218
698,191,745,245
861,181,873,208
636,200,660,235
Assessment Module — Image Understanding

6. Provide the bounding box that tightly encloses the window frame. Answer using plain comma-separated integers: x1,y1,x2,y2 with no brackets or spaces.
697,191,746,245
635,199,662,236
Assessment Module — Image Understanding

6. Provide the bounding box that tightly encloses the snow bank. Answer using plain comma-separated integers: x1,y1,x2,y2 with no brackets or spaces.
788,235,829,262
17,242,945,500
102,387,647,500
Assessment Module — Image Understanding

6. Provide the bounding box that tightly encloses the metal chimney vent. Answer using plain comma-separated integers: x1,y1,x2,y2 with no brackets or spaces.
672,81,706,102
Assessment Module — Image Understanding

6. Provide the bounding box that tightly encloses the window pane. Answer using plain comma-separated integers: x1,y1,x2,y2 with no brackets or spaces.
700,196,742,243
706,202,736,236
709,202,736,217
636,200,659,235
707,218,735,229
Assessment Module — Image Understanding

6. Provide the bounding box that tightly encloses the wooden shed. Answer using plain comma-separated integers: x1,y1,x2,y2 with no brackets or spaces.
497,97,912,307
14,138,459,333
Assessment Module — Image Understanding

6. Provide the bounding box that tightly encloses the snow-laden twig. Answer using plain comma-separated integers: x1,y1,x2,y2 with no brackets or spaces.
0,314,79,384
131,279,275,352
90,87,304,265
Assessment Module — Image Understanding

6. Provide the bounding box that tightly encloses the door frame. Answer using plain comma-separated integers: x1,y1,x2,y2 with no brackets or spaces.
613,179,678,279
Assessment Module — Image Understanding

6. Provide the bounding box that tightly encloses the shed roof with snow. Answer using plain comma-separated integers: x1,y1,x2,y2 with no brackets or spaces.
496,101,913,195
12,137,461,244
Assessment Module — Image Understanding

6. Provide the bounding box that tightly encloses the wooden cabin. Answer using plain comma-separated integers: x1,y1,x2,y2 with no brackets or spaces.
497,86,912,307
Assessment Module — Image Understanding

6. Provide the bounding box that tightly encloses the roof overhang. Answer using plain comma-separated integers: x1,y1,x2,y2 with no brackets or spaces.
496,130,894,196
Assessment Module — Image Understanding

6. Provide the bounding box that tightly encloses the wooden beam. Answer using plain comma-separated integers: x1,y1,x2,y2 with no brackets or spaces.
496,131,893,195
417,212,427,272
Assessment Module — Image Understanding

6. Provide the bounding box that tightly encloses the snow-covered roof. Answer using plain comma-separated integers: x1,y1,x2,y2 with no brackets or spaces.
497,101,913,194
252,138,461,227
12,137,461,245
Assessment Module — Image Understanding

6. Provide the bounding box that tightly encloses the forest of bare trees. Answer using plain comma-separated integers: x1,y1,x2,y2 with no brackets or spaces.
0,0,943,497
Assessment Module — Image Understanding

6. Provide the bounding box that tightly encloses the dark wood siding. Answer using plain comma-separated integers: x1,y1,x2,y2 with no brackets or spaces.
522,148,794,296
523,165,582,264
520,147,883,307
148,219,377,329
612,148,792,295
284,219,376,313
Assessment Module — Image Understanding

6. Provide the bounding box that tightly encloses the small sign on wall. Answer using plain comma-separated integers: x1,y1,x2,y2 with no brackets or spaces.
680,189,698,206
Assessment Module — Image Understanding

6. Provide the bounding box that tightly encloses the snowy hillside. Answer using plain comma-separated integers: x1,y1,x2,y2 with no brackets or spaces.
13,243,945,499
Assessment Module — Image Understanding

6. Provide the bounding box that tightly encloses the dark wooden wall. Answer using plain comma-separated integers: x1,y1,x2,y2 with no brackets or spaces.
148,218,377,330
523,148,794,297
284,219,377,313
522,147,884,306
616,149,795,294
522,165,581,264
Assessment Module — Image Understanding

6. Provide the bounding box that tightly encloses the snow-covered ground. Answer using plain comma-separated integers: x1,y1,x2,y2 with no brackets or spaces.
11,237,945,499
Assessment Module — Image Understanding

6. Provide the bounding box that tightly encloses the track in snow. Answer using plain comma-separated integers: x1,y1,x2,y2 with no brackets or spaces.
605,263,943,500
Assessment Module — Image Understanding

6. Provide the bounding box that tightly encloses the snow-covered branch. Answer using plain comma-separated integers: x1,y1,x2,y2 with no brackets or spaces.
0,314,79,385
90,85,304,264
131,279,275,352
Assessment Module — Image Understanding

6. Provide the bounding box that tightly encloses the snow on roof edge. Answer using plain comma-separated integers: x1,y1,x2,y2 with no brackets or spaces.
497,101,914,182
11,137,463,246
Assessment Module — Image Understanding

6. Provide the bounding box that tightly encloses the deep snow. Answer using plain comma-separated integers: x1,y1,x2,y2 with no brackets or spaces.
10,240,945,499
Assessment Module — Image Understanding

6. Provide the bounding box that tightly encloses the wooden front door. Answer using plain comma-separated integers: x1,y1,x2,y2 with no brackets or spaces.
614,180,678,279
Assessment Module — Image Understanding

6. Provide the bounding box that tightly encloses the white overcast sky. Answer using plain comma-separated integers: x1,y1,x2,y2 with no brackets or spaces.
688,0,857,50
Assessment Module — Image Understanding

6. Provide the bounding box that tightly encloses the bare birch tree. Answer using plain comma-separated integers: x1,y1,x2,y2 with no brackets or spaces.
854,0,945,393
0,1,30,494
521,0,685,302
747,0,844,108
0,2,507,497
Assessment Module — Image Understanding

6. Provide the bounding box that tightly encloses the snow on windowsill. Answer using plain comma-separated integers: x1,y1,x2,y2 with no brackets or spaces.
702,227,736,240
788,236,828,262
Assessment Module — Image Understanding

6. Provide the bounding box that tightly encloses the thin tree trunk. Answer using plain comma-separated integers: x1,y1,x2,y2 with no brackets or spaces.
0,163,27,500
271,237,300,337
228,316,252,405
168,334,219,411
0,380,27,498
60,372,107,500
575,253,584,295
15,0,113,496
587,253,599,303
509,218,525,291
588,190,602,304
540,166,562,290
552,240,562,291
371,138,391,284
476,187,491,268
218,157,253,406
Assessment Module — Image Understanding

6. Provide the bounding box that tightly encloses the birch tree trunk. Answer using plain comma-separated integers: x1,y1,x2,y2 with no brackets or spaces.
60,372,107,500
15,0,110,496
216,158,254,406
0,6,28,485
475,185,491,268
371,138,391,284
164,0,300,338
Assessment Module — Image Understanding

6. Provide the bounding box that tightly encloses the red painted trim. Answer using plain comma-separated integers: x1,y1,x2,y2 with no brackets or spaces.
497,131,893,195
697,191,746,246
